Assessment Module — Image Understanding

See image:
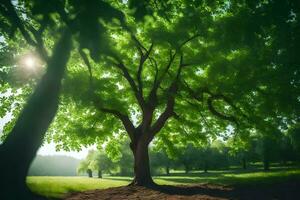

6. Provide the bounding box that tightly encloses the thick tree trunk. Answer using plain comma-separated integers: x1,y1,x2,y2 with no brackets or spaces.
0,31,71,200
129,138,154,186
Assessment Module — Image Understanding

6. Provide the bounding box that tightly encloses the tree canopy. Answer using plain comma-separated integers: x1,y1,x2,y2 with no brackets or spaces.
39,0,300,154
1,0,299,187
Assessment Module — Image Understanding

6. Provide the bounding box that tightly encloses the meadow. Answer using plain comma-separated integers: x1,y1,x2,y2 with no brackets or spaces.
27,167,300,199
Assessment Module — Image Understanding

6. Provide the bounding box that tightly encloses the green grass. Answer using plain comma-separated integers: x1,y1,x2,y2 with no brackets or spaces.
27,167,300,199
27,176,129,198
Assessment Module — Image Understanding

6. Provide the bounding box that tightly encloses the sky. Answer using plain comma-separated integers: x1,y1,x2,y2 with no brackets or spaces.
38,142,91,159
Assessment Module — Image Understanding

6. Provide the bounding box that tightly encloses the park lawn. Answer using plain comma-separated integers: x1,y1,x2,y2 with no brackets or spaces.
27,176,130,198
27,168,300,199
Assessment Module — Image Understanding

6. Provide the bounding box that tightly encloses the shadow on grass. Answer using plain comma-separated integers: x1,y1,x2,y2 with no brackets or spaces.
150,179,300,200
62,168,300,200
152,184,233,198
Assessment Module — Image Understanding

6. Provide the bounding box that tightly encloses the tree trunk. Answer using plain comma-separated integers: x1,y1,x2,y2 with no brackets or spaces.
129,138,154,186
184,164,189,174
242,157,247,169
264,158,270,170
0,31,71,200
98,170,102,178
87,169,93,178
166,165,170,175
204,161,208,173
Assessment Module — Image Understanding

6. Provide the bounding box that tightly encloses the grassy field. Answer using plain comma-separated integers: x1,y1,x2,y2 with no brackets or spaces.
27,167,300,199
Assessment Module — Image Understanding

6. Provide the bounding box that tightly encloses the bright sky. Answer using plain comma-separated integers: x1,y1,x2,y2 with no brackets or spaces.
38,142,91,159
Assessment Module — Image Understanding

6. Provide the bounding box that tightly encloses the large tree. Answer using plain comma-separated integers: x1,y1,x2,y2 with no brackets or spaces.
0,0,125,198
1,0,299,190
45,0,300,186
0,1,72,198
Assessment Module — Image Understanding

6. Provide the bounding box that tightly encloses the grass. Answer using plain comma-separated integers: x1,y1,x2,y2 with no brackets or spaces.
27,167,300,199
27,176,129,198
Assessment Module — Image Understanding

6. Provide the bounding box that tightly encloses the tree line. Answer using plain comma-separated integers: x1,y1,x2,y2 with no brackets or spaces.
78,129,300,178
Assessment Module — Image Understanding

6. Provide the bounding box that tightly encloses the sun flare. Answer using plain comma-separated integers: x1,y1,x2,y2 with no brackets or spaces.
24,56,35,68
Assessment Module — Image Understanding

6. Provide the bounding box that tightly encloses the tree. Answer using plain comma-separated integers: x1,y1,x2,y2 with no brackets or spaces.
45,0,300,186
288,124,300,161
78,149,117,178
150,149,173,175
0,0,125,198
117,141,134,176
175,144,199,174
77,159,93,178
0,1,72,197
227,134,260,170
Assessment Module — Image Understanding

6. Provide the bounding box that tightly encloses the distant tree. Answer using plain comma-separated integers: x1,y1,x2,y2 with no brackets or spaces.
117,142,134,176
278,134,296,165
78,149,116,178
77,159,93,178
227,135,260,170
150,149,173,175
254,130,282,171
288,124,300,161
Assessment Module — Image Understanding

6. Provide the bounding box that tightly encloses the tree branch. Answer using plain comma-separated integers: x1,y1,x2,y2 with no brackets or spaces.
92,97,135,140
149,55,185,138
148,50,176,105
178,34,201,49
207,95,238,124
124,26,147,54
112,60,146,108
185,99,213,134
183,81,241,125
0,0,49,61
79,49,93,86
149,57,159,85
137,43,154,96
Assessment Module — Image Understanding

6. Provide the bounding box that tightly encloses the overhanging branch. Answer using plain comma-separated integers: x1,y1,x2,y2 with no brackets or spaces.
178,34,201,49
147,33,201,105
79,49,93,86
183,81,239,125
207,96,238,124
0,0,49,61
111,60,146,108
92,97,135,140
148,50,177,104
149,55,185,138
137,43,154,95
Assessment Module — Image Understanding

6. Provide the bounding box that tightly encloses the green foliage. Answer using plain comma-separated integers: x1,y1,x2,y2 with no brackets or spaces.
77,149,116,176
288,124,300,159
1,0,299,171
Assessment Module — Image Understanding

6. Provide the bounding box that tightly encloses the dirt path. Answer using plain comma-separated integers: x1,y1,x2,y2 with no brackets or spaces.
64,181,300,200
